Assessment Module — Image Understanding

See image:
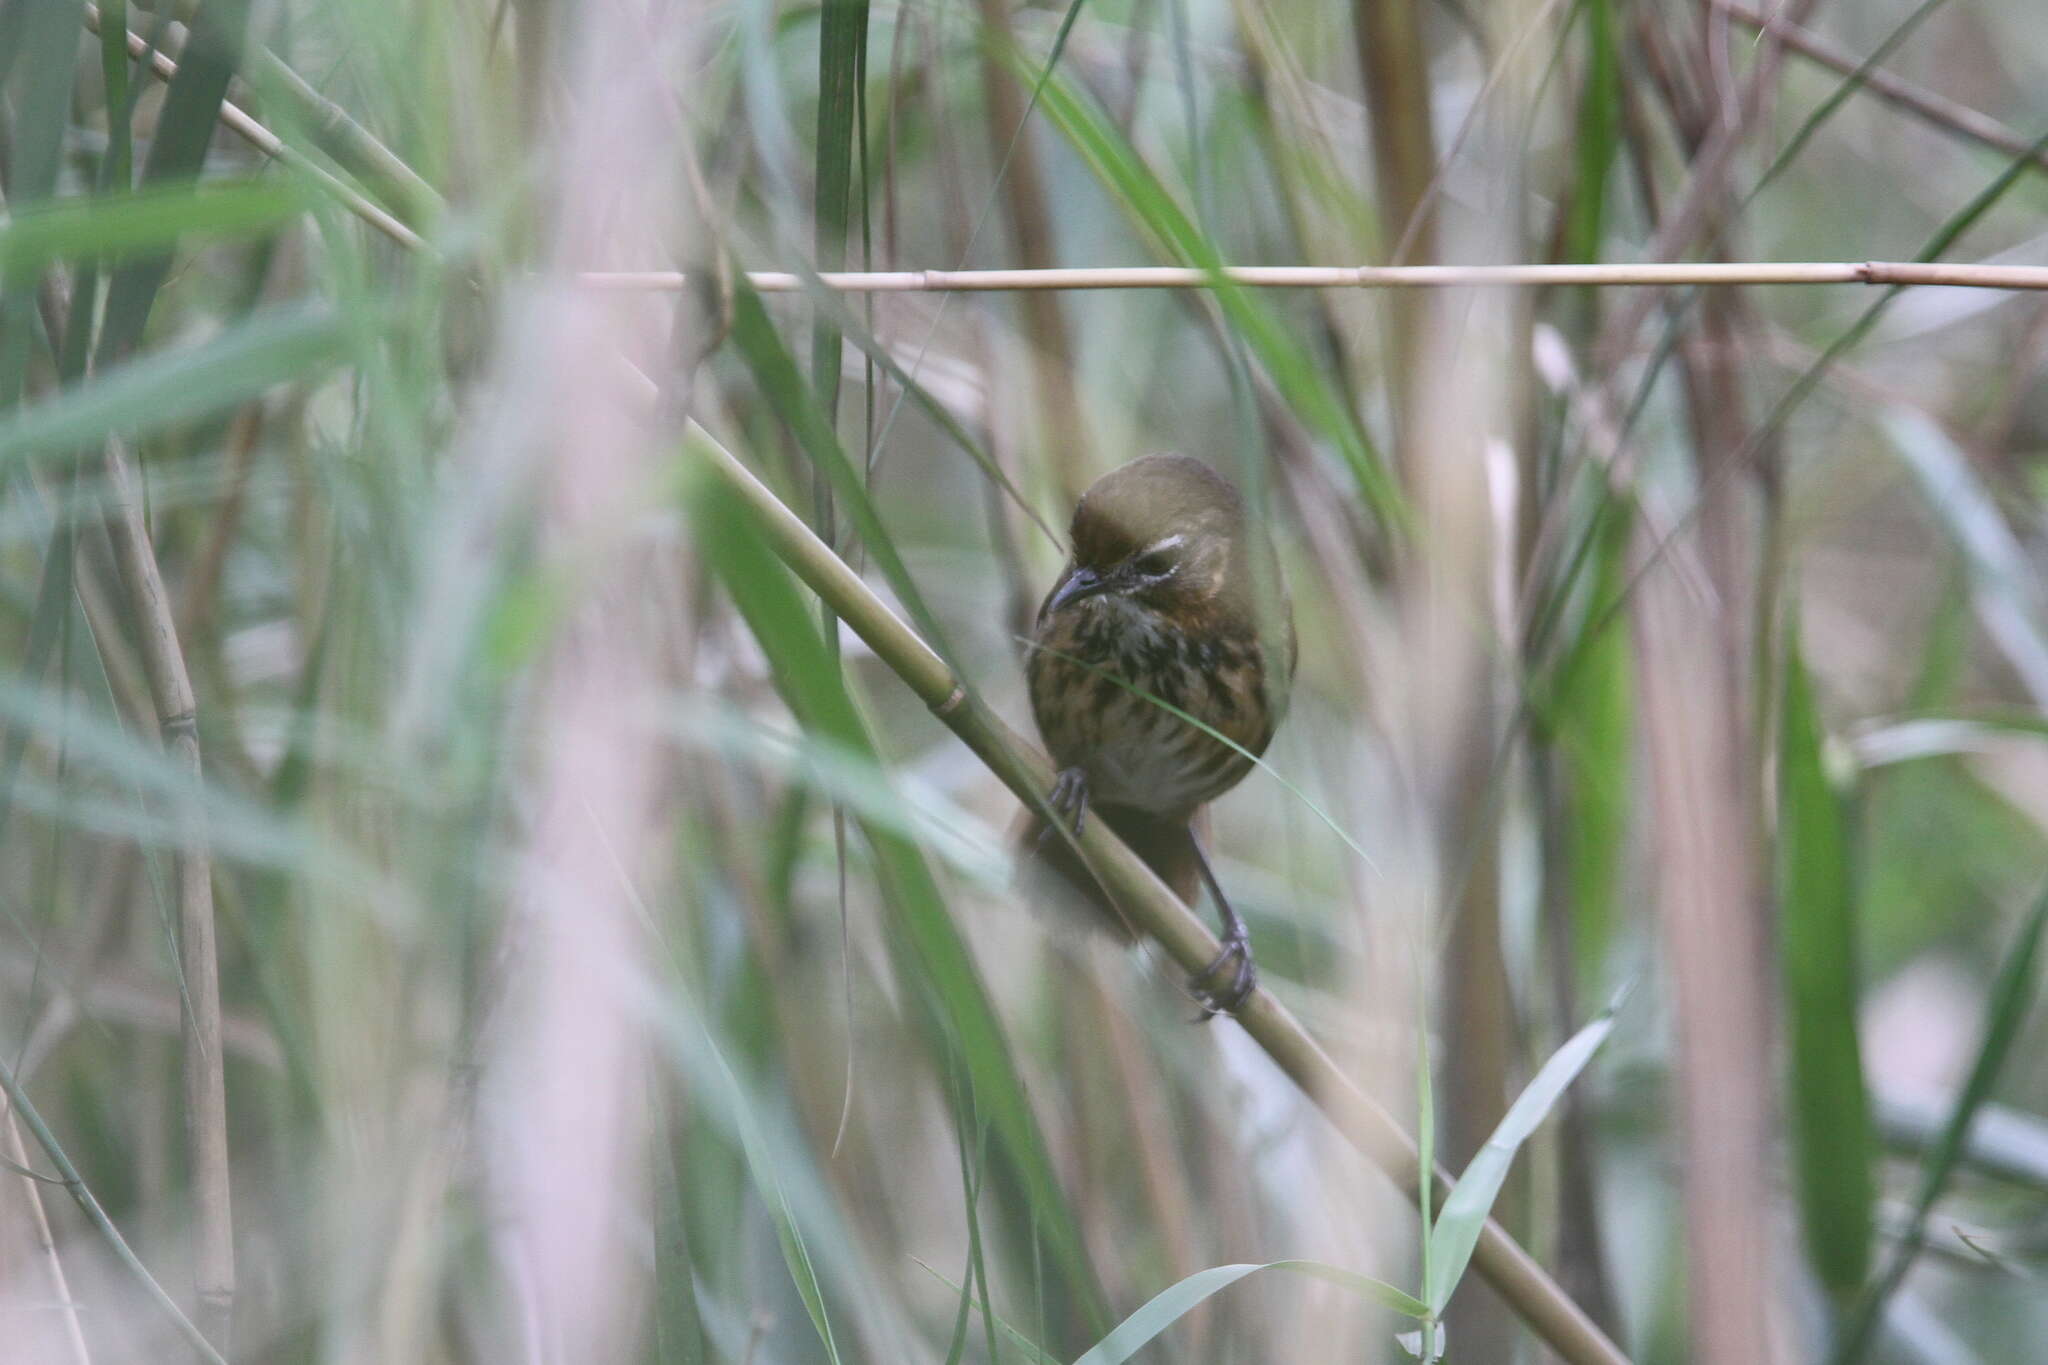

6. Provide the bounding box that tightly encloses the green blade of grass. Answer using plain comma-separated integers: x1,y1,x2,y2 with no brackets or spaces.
1537,494,1635,992
1564,0,1619,265
1021,62,1406,533
95,0,256,369
1777,617,1876,1301
0,305,351,468
808,0,869,423
0,181,309,276
1073,1260,1428,1365
0,0,82,409
1880,407,2048,707
689,464,1113,1342
1427,1003,1618,1316
727,282,955,656
1831,885,2048,1362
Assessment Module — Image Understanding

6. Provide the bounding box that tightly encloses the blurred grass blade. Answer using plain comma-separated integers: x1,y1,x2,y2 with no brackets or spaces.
1777,618,1876,1300
1833,885,2048,1362
728,283,955,654
1854,712,2048,768
1880,406,2048,707
0,306,350,467
1750,0,1955,202
1073,1261,1428,1365
915,1258,1061,1365
710,1047,845,1364
780,265,1061,545
1540,496,1635,991
1427,1004,1617,1316
1565,0,1619,264
808,0,868,421
1023,63,1406,532
0,181,307,276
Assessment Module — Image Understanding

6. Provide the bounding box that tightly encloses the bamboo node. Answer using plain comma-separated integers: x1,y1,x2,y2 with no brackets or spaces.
930,683,968,719
160,710,199,740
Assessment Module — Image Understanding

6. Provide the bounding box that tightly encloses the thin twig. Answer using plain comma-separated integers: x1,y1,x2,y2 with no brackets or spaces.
2,1101,92,1363
582,260,2048,292
683,420,1631,1365
0,1053,226,1365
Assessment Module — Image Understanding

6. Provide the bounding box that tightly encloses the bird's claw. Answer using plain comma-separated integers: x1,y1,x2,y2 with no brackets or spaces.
1188,927,1258,1020
1037,767,1090,846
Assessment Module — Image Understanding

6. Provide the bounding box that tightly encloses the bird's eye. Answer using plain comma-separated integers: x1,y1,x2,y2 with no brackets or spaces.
1132,551,1176,578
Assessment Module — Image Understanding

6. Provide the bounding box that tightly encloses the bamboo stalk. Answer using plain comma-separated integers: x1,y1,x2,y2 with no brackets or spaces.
683,420,1631,1365
584,260,2048,292
99,439,236,1355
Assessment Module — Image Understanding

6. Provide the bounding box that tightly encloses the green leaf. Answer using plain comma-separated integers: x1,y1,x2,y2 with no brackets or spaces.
97,0,255,366
0,182,308,276
687,459,1113,1341
1832,885,2048,1362
1426,1005,1617,1315
1544,495,1635,991
1022,62,1406,533
0,0,82,409
1881,406,2048,708
1564,0,1619,264
1073,1261,1428,1365
0,306,351,467
808,0,869,421
727,283,952,656
1777,619,1875,1299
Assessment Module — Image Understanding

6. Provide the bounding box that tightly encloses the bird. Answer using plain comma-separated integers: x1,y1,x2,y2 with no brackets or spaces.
1020,453,1294,1016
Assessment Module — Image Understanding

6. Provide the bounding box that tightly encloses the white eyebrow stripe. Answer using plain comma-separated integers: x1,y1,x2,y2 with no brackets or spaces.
1141,534,1185,556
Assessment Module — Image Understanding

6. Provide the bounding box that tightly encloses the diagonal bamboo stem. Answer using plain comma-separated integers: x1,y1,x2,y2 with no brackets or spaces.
683,420,1631,1365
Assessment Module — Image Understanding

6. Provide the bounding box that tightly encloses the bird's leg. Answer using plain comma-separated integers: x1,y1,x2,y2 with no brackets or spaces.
1185,827,1257,1019
1036,766,1090,846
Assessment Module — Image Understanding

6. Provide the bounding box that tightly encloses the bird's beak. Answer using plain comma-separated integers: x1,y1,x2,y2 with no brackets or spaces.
1046,566,1108,614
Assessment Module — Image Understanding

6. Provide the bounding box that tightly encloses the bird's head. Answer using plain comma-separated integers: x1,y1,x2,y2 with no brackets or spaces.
1040,454,1266,627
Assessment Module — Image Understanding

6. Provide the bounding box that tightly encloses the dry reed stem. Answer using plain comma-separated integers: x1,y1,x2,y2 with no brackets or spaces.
685,419,1631,1365
99,439,235,1353
0,1053,225,1364
1632,542,1776,1365
583,260,2048,291
2,1102,91,1363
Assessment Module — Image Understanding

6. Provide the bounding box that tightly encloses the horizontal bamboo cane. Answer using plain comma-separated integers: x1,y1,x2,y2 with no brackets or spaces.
591,259,2048,293
684,419,1632,1365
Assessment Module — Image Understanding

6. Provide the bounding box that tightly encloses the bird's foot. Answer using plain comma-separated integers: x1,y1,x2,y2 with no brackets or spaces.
1188,923,1258,1020
1036,767,1090,846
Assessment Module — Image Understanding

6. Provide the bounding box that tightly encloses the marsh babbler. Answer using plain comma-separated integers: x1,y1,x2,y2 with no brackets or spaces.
1021,454,1294,1016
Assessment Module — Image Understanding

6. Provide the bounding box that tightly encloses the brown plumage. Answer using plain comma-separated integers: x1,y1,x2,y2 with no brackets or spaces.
1019,454,1293,1013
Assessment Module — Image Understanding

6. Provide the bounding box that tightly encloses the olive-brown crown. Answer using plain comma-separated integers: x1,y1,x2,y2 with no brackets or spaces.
1054,454,1282,627
1068,453,1246,567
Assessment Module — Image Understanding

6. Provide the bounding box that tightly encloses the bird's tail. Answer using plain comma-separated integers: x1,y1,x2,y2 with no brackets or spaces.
1014,804,1205,940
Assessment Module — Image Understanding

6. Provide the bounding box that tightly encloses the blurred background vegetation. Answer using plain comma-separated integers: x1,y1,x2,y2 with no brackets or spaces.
3,0,2048,1361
